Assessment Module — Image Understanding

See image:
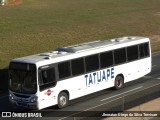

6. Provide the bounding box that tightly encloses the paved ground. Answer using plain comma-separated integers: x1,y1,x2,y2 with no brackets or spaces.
104,97,160,120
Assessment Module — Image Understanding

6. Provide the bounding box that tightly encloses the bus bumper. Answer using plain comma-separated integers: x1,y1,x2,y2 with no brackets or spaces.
9,92,39,110
9,98,38,110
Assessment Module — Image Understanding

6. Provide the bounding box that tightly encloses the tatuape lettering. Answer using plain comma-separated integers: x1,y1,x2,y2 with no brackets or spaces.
85,67,114,86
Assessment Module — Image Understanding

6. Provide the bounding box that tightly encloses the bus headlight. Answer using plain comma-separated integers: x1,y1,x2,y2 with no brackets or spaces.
30,96,37,103
9,93,14,100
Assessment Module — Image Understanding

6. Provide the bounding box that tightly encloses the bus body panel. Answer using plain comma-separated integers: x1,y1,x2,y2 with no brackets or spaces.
8,36,152,110
37,56,151,109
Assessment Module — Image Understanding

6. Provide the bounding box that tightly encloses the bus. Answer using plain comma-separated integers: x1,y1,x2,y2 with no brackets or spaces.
9,36,151,110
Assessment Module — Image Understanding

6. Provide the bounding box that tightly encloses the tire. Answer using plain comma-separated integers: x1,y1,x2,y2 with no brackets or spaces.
58,92,69,109
114,75,124,90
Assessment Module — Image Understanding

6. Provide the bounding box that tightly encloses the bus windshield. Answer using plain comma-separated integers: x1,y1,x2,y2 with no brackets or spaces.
9,62,37,94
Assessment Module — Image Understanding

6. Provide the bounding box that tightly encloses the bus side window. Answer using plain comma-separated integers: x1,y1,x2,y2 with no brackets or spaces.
100,51,113,68
127,45,138,62
42,71,47,84
139,42,149,58
85,54,99,72
40,68,56,85
139,44,145,58
39,68,56,91
114,48,126,65
71,58,85,76
144,42,149,57
58,61,71,79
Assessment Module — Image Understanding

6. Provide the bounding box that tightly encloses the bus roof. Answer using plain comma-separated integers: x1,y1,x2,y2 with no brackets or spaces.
11,36,150,65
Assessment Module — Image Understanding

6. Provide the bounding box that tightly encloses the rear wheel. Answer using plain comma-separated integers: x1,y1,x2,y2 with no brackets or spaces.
114,75,124,90
58,92,69,109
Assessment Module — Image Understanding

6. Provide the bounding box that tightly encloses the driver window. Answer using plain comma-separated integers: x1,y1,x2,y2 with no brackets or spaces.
40,68,56,85
42,70,48,84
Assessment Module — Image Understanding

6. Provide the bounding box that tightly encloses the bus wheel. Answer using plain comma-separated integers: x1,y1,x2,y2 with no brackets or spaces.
114,75,124,90
58,92,69,109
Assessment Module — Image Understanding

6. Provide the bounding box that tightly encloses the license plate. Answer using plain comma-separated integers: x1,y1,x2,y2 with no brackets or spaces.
17,102,27,106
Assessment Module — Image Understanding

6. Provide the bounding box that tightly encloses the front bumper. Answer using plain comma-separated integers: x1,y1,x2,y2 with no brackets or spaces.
9,98,38,110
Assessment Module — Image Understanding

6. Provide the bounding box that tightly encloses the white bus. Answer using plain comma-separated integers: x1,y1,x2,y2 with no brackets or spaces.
9,36,151,110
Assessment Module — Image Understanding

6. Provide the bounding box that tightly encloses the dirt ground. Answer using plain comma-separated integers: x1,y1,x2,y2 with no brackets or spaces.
5,0,22,6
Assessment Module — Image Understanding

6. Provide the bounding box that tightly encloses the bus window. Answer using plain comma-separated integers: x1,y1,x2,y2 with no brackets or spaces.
144,43,149,56
58,61,71,79
100,51,113,68
127,45,138,62
71,58,85,76
114,48,126,65
139,42,149,58
139,44,145,58
39,68,56,90
85,54,99,72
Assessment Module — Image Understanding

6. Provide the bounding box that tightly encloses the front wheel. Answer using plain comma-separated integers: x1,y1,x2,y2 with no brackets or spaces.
58,92,69,109
114,75,124,90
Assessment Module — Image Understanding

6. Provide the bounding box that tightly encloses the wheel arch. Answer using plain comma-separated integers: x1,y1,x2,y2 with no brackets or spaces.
115,73,124,81
58,90,70,100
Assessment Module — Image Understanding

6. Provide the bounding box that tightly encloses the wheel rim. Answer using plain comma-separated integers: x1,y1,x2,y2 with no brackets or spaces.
116,79,121,87
59,96,67,106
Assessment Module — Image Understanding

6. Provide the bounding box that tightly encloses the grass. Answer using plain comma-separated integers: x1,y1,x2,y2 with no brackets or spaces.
0,0,160,69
